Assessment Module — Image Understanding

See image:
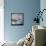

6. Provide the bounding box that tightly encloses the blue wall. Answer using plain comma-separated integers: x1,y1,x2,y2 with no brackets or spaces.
4,0,40,42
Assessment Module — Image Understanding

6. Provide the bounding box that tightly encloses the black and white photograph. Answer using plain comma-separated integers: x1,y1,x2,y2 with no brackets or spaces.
11,13,24,25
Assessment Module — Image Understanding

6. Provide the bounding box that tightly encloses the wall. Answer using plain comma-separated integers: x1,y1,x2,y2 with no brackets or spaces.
4,0,40,42
0,0,4,42
40,0,46,27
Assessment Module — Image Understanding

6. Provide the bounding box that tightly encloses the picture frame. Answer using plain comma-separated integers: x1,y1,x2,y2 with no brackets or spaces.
11,13,24,26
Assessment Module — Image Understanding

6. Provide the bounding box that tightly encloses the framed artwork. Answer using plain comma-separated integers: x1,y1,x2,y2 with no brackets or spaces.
11,13,24,25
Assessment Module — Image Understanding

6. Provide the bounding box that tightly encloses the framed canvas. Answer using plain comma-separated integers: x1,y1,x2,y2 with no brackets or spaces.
11,13,24,26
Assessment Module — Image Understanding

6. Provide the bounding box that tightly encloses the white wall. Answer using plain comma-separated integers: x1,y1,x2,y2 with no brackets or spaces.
0,0,4,42
40,0,46,9
40,0,46,27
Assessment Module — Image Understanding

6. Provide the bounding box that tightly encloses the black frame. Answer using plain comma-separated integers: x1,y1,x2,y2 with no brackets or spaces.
11,13,24,26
